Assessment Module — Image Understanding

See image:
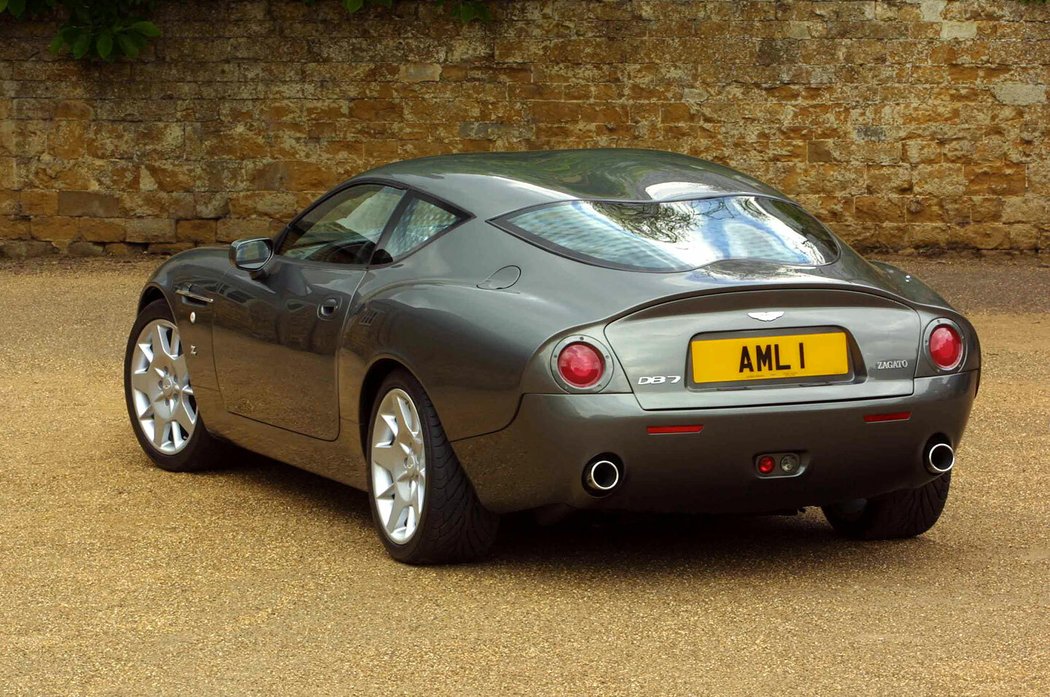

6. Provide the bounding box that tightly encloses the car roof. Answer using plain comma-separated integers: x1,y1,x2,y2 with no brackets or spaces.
353,148,787,219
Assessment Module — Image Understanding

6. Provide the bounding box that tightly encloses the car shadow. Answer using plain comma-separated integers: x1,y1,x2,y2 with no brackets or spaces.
202,450,373,523
206,453,951,577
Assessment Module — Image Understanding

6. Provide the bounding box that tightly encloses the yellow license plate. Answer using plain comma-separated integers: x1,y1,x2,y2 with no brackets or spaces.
690,332,849,384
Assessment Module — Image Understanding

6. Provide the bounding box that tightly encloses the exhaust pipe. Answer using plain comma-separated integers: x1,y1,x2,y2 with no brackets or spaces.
583,458,622,495
925,440,955,475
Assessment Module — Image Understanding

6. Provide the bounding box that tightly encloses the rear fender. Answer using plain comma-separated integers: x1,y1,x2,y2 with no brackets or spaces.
341,282,596,442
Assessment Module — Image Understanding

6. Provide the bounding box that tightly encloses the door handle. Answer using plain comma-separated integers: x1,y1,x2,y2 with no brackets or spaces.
175,286,214,305
318,297,341,319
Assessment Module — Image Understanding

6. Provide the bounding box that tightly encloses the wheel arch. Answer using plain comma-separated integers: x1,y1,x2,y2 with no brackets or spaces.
358,357,415,459
138,284,171,313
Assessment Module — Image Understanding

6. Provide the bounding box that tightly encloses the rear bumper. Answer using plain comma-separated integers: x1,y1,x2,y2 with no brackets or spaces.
453,372,977,514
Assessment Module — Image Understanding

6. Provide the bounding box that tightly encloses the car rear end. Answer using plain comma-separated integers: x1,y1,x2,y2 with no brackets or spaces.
456,289,977,515
452,193,980,515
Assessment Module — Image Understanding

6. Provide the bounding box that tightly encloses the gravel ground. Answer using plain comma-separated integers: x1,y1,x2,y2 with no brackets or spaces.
0,255,1047,695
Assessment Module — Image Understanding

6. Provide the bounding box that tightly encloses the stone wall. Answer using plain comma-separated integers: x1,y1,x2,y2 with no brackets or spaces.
0,0,1048,258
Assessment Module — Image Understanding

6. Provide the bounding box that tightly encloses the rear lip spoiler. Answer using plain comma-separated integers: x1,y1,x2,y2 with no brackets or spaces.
602,281,940,326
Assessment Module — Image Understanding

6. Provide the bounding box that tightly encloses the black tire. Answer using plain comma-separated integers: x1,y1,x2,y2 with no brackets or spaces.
822,472,951,540
366,370,499,564
124,298,230,473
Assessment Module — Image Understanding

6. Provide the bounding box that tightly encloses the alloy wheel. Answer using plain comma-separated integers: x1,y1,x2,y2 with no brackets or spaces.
128,319,197,455
371,388,426,544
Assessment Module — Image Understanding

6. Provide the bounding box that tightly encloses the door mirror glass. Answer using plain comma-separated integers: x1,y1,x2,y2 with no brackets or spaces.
230,238,273,273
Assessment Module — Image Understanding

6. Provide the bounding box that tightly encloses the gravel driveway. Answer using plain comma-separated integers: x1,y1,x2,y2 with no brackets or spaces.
1,255,1047,695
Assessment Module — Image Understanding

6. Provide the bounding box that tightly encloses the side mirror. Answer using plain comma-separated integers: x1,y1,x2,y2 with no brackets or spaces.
229,238,273,279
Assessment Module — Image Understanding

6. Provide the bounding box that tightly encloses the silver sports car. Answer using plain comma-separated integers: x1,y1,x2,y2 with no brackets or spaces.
124,149,979,564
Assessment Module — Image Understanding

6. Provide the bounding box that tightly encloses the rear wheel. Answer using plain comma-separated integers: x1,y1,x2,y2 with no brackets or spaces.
822,473,951,540
124,299,229,472
367,370,498,564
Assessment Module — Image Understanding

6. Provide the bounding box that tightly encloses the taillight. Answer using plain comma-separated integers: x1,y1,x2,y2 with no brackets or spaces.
928,322,964,371
557,342,605,388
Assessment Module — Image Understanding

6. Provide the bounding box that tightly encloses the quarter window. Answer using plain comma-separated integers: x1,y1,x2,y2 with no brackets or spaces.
384,197,463,260
279,184,404,265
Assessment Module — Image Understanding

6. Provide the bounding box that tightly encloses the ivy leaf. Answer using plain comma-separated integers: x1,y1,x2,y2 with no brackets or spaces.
448,1,490,22
96,31,113,60
371,0,394,7
71,31,91,59
128,31,149,50
8,0,25,18
129,20,161,38
47,33,64,54
0,1,9,16
342,0,364,13
116,32,141,58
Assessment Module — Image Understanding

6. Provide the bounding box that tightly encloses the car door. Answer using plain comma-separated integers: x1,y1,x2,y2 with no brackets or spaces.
212,183,406,440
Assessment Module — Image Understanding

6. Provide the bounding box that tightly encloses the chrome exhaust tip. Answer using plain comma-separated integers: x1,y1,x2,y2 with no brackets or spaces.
583,458,621,495
925,441,955,475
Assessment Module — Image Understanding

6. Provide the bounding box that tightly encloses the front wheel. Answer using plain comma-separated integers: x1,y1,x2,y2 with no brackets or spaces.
822,472,951,540
124,298,229,472
367,370,498,564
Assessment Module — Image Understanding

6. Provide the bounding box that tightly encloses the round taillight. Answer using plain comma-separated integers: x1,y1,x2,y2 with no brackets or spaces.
757,455,776,474
929,324,963,370
557,342,605,388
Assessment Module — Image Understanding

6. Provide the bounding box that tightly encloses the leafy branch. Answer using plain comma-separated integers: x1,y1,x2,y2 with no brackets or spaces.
0,0,494,61
1,1,160,59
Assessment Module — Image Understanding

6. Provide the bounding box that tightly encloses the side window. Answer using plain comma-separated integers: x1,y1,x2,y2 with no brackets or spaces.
384,196,463,260
279,184,404,265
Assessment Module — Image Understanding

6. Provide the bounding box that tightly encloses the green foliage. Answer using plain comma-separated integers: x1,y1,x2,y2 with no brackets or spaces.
4,1,1043,62
441,0,491,22
301,0,492,22
0,0,495,61
1,0,159,60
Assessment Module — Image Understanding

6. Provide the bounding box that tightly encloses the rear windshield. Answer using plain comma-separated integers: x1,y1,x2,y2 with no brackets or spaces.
494,196,839,272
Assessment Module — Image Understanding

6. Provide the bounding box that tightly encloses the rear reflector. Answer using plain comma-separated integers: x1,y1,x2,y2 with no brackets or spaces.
863,411,912,423
647,425,704,435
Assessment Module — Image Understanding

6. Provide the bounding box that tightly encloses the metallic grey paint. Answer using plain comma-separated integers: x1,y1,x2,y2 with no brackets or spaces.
133,149,980,514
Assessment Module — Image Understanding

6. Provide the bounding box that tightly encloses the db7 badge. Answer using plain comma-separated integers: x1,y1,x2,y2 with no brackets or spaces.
638,375,682,385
